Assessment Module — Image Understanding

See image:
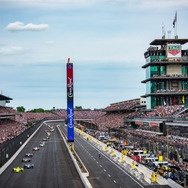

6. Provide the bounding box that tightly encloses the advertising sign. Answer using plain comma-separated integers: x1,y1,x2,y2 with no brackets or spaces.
67,62,74,142
150,122,158,127
167,44,181,58
136,121,142,125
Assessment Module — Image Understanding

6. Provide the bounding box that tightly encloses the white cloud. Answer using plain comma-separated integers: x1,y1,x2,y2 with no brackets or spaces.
5,21,49,32
0,46,28,55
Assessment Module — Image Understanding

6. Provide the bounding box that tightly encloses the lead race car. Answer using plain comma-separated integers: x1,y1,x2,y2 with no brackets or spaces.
12,167,24,173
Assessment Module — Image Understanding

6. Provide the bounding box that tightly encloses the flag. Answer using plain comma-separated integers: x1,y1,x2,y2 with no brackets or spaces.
173,11,177,28
182,96,184,104
162,23,165,37
164,100,166,106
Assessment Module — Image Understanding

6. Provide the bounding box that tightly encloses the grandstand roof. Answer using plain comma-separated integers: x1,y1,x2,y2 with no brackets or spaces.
0,94,12,101
150,39,188,45
110,98,141,106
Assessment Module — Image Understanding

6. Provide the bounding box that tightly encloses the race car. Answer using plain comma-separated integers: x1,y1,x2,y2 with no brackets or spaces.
25,153,33,157
24,163,34,169
12,167,24,173
39,143,45,147
50,129,54,132
46,132,51,136
43,138,47,141
33,147,40,151
22,157,31,162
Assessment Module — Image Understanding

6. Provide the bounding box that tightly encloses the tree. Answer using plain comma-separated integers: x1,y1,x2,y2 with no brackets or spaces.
26,108,52,113
16,106,25,112
75,106,82,109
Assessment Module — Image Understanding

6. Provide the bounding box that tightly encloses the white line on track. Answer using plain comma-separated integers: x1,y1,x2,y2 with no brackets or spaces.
100,165,102,167
104,169,106,172
76,133,144,188
113,180,117,184
108,174,111,177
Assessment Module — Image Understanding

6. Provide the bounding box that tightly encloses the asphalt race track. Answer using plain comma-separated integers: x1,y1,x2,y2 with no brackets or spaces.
60,122,144,188
0,122,84,188
59,122,170,188
0,120,170,188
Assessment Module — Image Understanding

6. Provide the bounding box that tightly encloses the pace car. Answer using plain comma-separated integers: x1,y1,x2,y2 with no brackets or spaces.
12,167,24,173
25,153,33,157
24,163,34,169
33,147,40,151
22,157,31,162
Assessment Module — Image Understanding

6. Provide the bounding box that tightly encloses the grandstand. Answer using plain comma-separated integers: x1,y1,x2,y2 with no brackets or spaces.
104,98,146,112
0,94,62,144
0,94,26,144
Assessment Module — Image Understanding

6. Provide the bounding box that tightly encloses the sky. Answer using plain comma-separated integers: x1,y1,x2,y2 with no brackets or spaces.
0,0,188,110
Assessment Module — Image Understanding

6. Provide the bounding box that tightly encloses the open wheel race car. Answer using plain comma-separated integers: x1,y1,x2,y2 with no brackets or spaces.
25,153,33,157
33,147,40,151
24,163,34,169
22,157,31,162
12,167,24,173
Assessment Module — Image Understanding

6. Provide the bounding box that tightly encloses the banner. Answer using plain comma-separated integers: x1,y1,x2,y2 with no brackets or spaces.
67,62,74,142
150,122,158,127
136,121,143,125
167,44,181,58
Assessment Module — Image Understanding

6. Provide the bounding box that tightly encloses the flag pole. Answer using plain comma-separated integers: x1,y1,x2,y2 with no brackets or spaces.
176,11,177,38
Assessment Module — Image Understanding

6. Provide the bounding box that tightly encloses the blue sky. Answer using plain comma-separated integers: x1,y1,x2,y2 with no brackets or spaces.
0,0,188,110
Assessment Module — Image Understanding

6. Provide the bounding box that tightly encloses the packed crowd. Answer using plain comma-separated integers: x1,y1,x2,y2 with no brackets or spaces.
55,110,105,120
94,112,127,131
15,112,60,124
0,102,187,146
0,106,17,114
154,89,186,93
151,57,186,62
178,112,188,119
104,101,139,111
0,119,27,144
126,105,184,118
153,74,188,78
